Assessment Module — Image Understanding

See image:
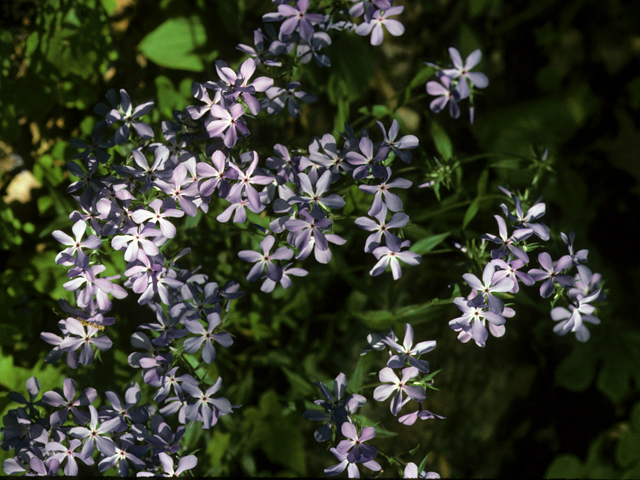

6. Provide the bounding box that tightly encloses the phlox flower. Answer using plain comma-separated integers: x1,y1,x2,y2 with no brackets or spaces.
370,241,422,280
137,452,197,477
383,323,436,373
324,447,381,478
528,252,575,298
441,47,489,96
448,296,506,347
336,422,377,461
462,262,515,314
355,6,405,46
404,462,441,478
551,289,602,342
426,74,468,119
183,312,233,364
238,235,293,282
374,367,426,416
52,219,102,266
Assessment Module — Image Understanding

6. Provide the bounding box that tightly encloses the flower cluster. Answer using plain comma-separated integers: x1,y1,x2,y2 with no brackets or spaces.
426,47,489,122
1,0,606,477
304,323,443,478
449,187,606,346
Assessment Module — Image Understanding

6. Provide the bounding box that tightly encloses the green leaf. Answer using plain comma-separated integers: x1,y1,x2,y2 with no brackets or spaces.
353,310,394,330
243,390,307,475
595,331,640,403
347,353,375,395
410,232,450,255
477,168,489,197
327,35,374,103
100,0,117,15
430,120,452,160
408,65,436,90
544,454,585,479
216,0,244,36
282,367,315,399
490,158,522,169
555,341,597,392
352,415,398,438
616,429,640,469
462,199,479,229
139,17,207,71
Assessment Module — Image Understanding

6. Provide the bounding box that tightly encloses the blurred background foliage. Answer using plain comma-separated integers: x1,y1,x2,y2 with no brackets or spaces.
1,0,639,477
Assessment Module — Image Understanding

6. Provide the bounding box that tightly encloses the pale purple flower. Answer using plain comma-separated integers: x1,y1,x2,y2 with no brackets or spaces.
462,262,515,314
404,462,441,478
426,75,467,119
528,252,575,298
153,164,200,217
42,378,97,427
137,452,197,477
266,82,317,118
441,48,489,95
217,197,265,223
355,6,405,46
186,81,222,120
123,146,171,193
227,151,274,210
336,423,377,461
100,383,154,432
260,262,308,293
359,167,412,216
45,438,94,476
63,258,127,311
112,223,161,262
561,231,589,265
215,58,274,115
98,433,148,476
398,408,445,426
383,323,436,373
196,150,236,198
500,196,549,241
370,241,422,280
308,133,352,180
448,296,506,347
236,28,286,67
377,119,419,163
551,289,602,341
490,258,535,294
354,204,407,253
59,317,112,366
374,367,425,416
205,103,249,148
481,215,532,263
183,312,233,364
131,199,184,239
346,136,390,180
278,0,326,41
152,367,198,403
69,405,119,458
238,235,294,282
27,456,61,476
52,219,102,266
182,377,232,429
324,447,382,478
350,0,392,22
568,266,605,303
106,89,154,145
290,170,345,218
